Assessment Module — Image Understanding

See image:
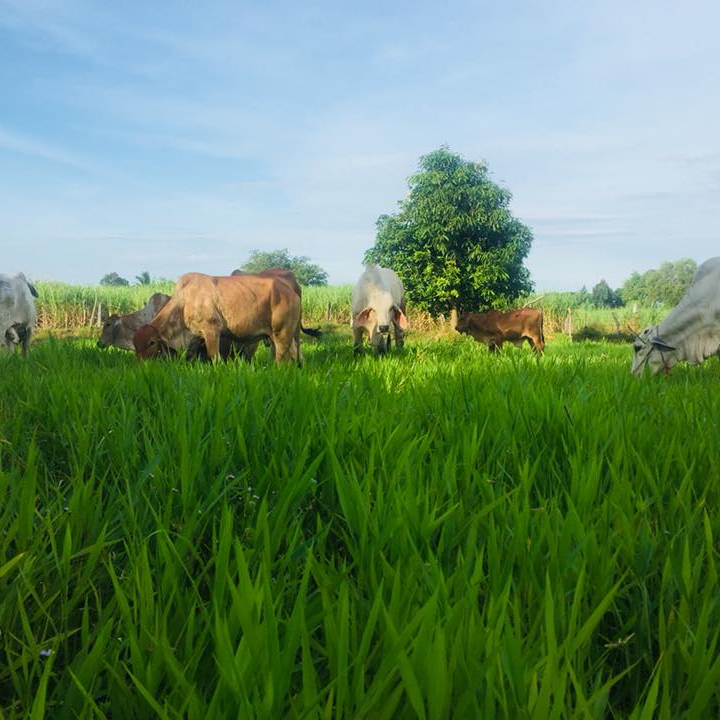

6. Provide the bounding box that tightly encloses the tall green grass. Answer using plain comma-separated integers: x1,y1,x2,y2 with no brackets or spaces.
33,282,353,329
1,331,719,717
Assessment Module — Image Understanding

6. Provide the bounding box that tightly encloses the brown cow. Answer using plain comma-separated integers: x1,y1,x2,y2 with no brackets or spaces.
231,267,321,339
97,292,254,361
133,272,302,365
456,308,545,353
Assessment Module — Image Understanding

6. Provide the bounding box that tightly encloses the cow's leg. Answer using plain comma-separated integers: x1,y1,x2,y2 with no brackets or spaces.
272,333,294,366
353,326,364,354
241,340,259,362
21,327,32,356
393,322,404,350
294,322,302,366
201,327,222,361
0,325,13,353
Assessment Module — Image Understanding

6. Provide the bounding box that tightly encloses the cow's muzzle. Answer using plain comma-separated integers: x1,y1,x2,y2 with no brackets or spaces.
378,324,390,333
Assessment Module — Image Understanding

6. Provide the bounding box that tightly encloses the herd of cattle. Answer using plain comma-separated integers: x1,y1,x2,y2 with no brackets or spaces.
2,257,720,376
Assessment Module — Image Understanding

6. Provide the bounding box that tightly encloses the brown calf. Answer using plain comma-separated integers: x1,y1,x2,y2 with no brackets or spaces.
456,308,545,353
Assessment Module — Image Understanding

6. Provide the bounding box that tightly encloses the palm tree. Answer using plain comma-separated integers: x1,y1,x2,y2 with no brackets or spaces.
135,271,151,285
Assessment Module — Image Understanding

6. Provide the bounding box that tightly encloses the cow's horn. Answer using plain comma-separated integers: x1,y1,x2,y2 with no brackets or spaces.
650,336,676,351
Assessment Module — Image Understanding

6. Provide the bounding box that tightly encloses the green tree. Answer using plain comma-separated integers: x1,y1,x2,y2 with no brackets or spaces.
620,258,697,306
241,248,328,286
99,272,129,287
135,271,151,285
591,279,624,308
364,147,533,315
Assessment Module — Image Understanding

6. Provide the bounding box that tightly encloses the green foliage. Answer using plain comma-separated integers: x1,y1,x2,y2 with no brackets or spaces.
99,272,129,287
364,146,533,315
134,271,151,286
591,279,624,308
241,248,329,286
2,336,720,716
620,259,697,307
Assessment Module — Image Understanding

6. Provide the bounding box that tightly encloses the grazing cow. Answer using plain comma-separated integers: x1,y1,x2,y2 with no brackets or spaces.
97,293,171,350
97,291,253,361
0,272,38,356
231,268,322,339
632,256,720,376
133,272,302,365
455,308,545,353
351,264,408,354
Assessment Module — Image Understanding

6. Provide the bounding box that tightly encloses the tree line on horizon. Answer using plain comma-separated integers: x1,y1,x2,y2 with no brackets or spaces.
97,147,698,311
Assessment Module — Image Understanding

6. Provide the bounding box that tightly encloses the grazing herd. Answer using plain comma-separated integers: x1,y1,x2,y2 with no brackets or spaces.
133,271,304,365
3,258,720,377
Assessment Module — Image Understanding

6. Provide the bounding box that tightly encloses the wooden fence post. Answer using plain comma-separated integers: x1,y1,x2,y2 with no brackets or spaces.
564,307,573,341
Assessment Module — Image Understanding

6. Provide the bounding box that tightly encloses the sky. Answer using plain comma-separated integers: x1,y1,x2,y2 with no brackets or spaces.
1,0,718,291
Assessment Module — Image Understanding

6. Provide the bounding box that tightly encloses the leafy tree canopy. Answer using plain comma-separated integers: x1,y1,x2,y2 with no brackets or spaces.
135,271,151,285
241,248,328,286
591,279,624,308
100,272,129,287
364,146,533,315
620,258,697,306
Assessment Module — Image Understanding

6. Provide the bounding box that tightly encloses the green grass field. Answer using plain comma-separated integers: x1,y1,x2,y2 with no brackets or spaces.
1,330,719,718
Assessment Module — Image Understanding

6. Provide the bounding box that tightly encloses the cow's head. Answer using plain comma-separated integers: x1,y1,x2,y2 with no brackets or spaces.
353,304,407,353
631,326,677,376
455,314,471,334
97,314,121,349
133,324,172,360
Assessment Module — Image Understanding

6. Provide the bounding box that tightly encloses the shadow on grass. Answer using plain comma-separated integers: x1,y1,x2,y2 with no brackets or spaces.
572,326,636,343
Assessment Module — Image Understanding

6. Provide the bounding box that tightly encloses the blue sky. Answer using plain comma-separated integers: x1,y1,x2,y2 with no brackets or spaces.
1,0,718,290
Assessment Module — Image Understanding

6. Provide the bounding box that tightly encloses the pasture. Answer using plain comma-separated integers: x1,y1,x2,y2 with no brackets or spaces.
1,329,720,718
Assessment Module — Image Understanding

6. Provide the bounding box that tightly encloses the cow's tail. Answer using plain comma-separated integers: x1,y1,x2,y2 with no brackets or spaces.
301,325,322,338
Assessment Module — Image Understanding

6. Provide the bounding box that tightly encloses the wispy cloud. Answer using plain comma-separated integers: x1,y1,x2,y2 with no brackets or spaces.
0,125,91,169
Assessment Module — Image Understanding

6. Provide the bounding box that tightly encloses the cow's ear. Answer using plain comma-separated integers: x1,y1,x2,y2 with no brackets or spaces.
650,336,676,351
356,308,373,323
393,306,408,329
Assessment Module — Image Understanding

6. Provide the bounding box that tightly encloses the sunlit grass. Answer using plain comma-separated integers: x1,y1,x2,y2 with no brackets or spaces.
1,331,719,717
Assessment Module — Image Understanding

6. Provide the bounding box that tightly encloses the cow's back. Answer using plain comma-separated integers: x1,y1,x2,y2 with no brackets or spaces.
377,267,405,308
352,264,398,313
657,257,720,347
231,268,303,297
169,273,299,339
0,273,36,319
498,308,543,334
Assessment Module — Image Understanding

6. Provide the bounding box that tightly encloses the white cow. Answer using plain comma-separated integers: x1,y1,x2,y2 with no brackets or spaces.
632,257,720,376
351,264,408,353
0,272,38,356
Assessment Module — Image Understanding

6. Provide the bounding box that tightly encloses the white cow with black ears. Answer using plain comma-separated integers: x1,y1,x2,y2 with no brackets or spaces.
0,272,38,356
632,256,720,376
351,264,408,354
